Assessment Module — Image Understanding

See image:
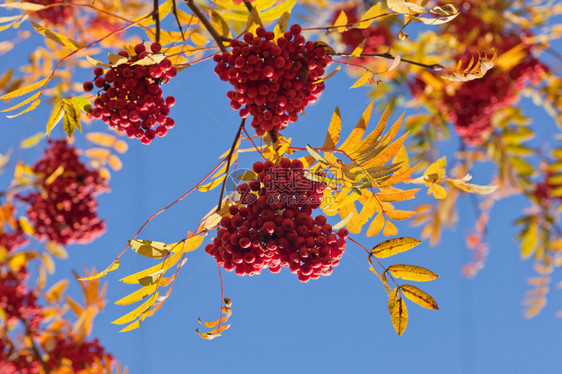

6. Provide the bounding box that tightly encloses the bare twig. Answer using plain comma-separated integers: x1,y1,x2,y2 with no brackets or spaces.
331,51,445,71
22,320,49,374
218,118,246,211
184,0,228,53
243,0,254,11
171,0,185,40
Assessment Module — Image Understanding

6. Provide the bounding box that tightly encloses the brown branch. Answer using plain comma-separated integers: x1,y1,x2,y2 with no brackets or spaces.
331,51,445,71
153,0,161,43
22,320,49,374
184,0,228,53
243,0,254,11
218,118,246,211
268,130,278,144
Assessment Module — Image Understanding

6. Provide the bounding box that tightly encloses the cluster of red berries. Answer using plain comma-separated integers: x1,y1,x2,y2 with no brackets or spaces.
0,339,40,374
533,172,562,206
331,4,391,64
0,269,43,331
205,158,348,283
0,228,27,253
214,25,332,135
29,0,74,26
16,140,108,245
84,42,177,145
46,337,112,372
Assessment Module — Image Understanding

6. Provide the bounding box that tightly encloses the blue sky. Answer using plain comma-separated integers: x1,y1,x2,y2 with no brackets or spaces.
1,9,561,374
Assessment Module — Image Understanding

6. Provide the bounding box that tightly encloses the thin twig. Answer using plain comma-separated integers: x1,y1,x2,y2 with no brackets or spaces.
153,0,161,43
218,118,246,211
171,0,185,40
184,0,228,53
331,52,446,70
22,320,49,374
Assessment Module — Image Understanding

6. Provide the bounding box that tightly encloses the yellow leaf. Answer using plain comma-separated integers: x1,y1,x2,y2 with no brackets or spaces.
115,283,158,306
448,180,498,195
45,242,68,259
120,249,183,284
0,77,47,100
211,10,232,39
45,165,64,185
322,107,341,149
350,70,372,89
45,280,68,303
521,223,538,259
30,20,86,50
108,155,122,171
119,319,140,333
358,3,383,28
340,101,373,153
128,240,172,259
273,11,290,38
371,237,421,258
184,234,205,252
0,2,45,10
428,183,447,199
386,210,415,221
332,10,348,32
400,284,439,309
46,101,64,135
424,156,446,178
65,296,83,316
383,219,398,236
376,188,420,202
20,132,44,149
260,0,297,22
386,0,411,13
41,252,55,274
79,261,120,281
18,216,34,235
2,91,41,113
112,292,159,325
366,213,385,237
388,288,408,336
387,264,439,282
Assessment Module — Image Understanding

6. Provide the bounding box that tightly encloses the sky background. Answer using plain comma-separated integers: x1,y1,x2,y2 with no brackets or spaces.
1,2,562,373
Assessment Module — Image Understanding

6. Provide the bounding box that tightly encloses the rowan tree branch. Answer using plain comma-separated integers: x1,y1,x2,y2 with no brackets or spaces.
217,118,246,211
153,0,161,43
184,0,228,53
331,52,446,71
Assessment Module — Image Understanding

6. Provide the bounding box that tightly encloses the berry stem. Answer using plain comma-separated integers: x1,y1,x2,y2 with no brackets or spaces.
153,0,161,43
331,52,445,71
101,158,227,274
268,130,278,144
35,13,153,107
242,126,267,160
216,261,225,333
21,319,49,374
218,118,246,211
184,0,228,53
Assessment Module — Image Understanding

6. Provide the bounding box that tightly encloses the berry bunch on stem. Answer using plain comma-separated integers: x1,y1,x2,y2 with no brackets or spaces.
206,158,348,283
84,42,177,145
16,140,108,245
214,25,332,136
29,0,74,26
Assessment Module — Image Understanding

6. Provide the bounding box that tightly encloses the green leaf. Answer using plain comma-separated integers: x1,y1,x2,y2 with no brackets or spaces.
371,237,421,258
